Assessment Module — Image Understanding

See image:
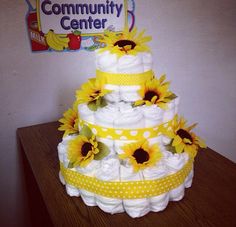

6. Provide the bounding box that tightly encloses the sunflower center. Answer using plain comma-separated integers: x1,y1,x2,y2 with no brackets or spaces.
81,142,92,156
144,91,159,102
72,118,76,127
89,91,100,99
133,148,149,164
114,40,136,50
177,129,193,144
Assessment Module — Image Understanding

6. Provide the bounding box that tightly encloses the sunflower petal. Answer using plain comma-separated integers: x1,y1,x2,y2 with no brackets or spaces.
198,137,207,148
186,123,198,131
172,135,182,146
175,142,185,153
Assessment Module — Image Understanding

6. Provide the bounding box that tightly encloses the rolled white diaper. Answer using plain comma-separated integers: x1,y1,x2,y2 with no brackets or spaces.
94,104,119,128
104,84,120,103
58,141,67,164
169,184,185,202
114,107,144,129
163,100,176,123
58,135,81,197
141,52,153,71
95,50,118,72
117,54,144,73
162,97,179,123
59,171,65,185
165,153,187,201
66,184,80,197
117,102,133,112
142,162,169,212
79,189,97,206
165,152,188,173
76,161,101,206
57,135,78,167
119,85,141,102
120,165,150,218
141,105,164,127
78,104,95,124
162,136,172,146
95,158,124,214
148,136,164,151
76,160,101,176
185,169,194,188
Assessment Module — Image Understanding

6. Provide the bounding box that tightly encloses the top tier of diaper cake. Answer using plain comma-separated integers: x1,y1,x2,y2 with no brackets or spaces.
58,28,206,218
95,27,153,103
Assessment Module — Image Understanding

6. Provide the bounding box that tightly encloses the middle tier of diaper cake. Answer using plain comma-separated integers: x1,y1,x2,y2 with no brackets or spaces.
57,29,205,218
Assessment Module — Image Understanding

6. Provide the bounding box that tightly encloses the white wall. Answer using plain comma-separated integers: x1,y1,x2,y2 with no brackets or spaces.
0,0,235,225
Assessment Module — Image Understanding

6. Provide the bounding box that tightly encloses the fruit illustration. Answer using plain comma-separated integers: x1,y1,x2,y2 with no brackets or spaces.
45,30,69,51
67,30,81,50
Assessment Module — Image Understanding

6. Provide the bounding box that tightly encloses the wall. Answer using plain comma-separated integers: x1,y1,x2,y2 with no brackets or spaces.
0,0,235,225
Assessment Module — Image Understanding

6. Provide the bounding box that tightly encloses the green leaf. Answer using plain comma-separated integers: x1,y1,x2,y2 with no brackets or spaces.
87,101,98,111
165,143,177,154
166,93,177,101
95,97,107,109
68,162,74,168
159,74,166,84
73,30,81,36
164,139,177,154
94,142,110,160
161,82,170,87
100,98,107,108
79,125,93,139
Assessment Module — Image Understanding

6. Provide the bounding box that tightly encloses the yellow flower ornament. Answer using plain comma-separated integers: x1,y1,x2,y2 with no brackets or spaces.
58,100,79,137
76,78,110,111
119,140,162,172
163,115,206,157
134,75,177,109
67,125,110,168
68,135,99,168
99,27,152,57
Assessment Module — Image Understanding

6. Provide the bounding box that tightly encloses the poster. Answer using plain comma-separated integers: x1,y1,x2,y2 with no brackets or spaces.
26,0,135,52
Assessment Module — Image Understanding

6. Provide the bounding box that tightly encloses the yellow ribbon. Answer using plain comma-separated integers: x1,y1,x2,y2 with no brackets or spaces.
60,158,193,199
79,119,165,140
96,70,154,86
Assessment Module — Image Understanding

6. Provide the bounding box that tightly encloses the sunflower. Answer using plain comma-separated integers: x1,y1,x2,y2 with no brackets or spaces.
67,135,99,168
134,75,176,109
163,115,206,157
58,101,79,137
76,78,110,111
99,27,152,57
119,140,162,172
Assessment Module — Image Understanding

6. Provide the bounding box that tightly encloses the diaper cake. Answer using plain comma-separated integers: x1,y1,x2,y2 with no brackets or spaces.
57,28,206,218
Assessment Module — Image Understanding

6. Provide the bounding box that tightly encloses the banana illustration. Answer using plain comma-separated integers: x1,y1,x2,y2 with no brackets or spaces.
45,30,69,51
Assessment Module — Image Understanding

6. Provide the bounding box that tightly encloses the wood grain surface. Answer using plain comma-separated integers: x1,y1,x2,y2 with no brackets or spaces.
17,122,236,227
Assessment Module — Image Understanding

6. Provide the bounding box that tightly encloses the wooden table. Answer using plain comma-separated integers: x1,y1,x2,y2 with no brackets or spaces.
17,122,236,227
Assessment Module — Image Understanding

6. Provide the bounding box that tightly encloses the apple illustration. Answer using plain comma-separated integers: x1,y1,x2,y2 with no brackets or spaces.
67,30,81,50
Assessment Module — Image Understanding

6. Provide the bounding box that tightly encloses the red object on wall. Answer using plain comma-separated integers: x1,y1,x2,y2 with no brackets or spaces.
67,31,81,50
27,11,48,51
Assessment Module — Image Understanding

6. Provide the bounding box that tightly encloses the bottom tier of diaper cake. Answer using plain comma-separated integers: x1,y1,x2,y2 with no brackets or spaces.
58,135,194,218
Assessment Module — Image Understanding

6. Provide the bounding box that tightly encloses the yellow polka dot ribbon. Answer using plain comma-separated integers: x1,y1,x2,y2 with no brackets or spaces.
96,70,154,86
60,158,193,199
79,119,165,140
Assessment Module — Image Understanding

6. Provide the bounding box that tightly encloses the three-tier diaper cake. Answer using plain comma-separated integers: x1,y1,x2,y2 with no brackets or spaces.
57,28,206,218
